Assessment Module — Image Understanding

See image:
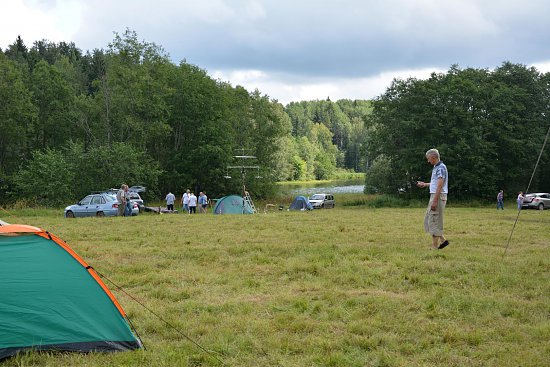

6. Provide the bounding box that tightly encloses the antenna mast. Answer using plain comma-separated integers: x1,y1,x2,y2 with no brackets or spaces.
225,148,261,214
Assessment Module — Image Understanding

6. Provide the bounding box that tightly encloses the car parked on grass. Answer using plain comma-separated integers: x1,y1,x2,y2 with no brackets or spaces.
308,193,335,209
103,188,145,213
128,191,144,212
64,193,139,218
521,193,550,210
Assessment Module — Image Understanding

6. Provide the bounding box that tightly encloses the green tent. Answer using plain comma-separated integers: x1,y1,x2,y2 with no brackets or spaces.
0,224,141,360
213,195,254,214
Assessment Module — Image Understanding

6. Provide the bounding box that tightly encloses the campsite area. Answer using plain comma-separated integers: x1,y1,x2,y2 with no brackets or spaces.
2,200,550,367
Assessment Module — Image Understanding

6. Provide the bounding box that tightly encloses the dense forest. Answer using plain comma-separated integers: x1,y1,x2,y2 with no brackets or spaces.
1,30,549,205
0,30,368,205
366,63,550,199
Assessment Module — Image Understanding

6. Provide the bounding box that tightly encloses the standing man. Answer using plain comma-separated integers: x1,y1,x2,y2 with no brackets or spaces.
188,192,197,214
116,184,127,217
497,190,504,210
124,185,132,216
165,191,176,212
199,191,208,213
416,148,449,250
181,189,190,213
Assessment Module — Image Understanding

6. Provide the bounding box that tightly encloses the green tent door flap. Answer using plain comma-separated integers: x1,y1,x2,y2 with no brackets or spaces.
0,224,141,360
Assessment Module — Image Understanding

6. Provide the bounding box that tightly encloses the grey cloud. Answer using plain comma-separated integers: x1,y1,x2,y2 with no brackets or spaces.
70,0,550,78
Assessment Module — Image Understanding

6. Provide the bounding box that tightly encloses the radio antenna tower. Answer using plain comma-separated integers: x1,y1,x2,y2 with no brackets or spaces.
225,148,261,213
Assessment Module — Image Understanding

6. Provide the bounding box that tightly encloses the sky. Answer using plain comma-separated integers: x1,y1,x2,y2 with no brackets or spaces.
2,0,550,104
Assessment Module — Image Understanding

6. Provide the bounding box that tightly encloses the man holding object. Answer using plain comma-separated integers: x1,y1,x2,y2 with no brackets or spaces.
416,148,449,250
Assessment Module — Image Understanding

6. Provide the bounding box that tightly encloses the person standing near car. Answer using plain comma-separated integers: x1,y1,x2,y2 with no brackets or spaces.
124,185,132,216
165,191,176,212
497,190,504,210
116,184,126,216
517,191,524,210
416,148,449,250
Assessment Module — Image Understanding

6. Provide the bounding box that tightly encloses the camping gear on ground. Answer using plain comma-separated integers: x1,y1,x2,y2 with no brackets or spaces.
0,224,142,360
213,195,254,214
289,196,313,211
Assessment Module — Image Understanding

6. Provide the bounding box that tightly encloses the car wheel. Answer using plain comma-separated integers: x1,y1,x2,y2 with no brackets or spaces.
96,211,105,217
66,211,75,218
538,203,544,210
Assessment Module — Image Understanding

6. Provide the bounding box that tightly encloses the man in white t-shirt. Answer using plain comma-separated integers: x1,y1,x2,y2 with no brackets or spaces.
188,192,197,214
181,189,190,213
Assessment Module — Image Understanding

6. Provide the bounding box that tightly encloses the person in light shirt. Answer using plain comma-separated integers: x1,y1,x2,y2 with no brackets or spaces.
181,189,190,213
165,191,175,212
188,192,197,214
416,148,449,250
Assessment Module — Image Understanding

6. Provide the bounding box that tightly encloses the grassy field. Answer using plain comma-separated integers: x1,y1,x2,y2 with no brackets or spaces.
2,200,550,367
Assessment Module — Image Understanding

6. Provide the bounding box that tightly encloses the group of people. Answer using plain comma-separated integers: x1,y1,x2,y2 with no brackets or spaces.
116,184,133,217
165,189,209,214
496,189,524,210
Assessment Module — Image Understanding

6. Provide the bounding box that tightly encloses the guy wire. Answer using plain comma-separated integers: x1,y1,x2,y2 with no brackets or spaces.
94,269,227,366
503,120,550,256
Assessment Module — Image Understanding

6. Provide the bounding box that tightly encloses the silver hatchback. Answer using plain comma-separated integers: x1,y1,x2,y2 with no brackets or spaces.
309,194,335,209
522,193,550,210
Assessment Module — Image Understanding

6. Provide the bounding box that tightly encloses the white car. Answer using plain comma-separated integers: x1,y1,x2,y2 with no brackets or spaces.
308,194,335,209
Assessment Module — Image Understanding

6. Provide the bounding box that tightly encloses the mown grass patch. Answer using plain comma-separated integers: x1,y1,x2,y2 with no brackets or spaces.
1,205,549,366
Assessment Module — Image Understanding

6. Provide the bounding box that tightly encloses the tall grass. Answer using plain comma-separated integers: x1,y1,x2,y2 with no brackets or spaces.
2,202,549,367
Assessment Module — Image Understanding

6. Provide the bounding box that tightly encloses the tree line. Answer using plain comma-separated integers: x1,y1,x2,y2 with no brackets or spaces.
0,30,367,205
365,63,550,200
1,30,548,206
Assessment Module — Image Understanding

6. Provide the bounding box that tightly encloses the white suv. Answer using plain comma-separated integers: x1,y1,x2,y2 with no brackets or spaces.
309,194,335,209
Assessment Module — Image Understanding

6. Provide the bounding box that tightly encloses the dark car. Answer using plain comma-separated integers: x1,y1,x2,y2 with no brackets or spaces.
522,193,550,210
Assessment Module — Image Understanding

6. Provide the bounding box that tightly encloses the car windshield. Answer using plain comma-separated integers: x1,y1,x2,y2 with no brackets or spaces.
310,195,324,200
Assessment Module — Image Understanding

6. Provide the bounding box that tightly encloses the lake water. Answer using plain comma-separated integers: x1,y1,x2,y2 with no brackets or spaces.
280,179,365,196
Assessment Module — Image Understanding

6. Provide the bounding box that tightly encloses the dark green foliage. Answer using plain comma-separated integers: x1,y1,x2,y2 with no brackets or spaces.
13,149,74,206
2,31,336,205
3,31,548,206
0,52,37,176
365,63,550,199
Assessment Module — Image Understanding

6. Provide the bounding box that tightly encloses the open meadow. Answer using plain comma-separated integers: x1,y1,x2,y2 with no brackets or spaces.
2,201,550,367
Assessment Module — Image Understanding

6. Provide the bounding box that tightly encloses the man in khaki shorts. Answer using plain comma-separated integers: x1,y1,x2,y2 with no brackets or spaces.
416,149,449,249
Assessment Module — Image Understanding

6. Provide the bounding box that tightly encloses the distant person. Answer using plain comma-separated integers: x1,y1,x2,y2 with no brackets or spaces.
188,192,197,214
416,148,449,250
116,184,127,217
517,191,524,210
124,185,132,216
199,191,208,213
497,190,504,210
181,189,190,213
165,191,176,212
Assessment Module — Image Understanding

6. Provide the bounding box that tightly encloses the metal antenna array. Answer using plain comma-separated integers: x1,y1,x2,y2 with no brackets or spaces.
225,149,260,214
